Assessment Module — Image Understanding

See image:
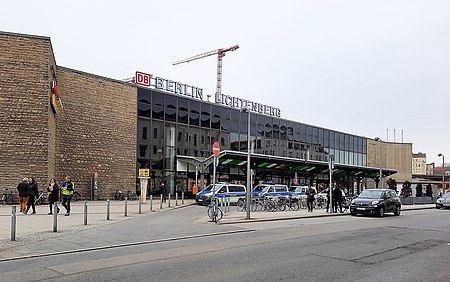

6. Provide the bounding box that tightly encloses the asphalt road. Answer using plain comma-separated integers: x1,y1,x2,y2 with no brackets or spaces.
1,207,449,282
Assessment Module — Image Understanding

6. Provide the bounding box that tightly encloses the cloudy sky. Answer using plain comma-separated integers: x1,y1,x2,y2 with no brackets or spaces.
2,0,449,165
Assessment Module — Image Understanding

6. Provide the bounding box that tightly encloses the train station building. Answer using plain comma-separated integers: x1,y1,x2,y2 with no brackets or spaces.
0,31,412,199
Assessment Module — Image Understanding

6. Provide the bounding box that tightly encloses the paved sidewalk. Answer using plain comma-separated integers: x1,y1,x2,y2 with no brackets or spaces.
202,203,437,224
0,198,195,248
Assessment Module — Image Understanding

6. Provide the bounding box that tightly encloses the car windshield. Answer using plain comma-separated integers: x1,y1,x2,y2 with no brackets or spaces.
294,187,304,193
253,185,269,192
201,184,222,192
442,193,450,199
358,190,384,199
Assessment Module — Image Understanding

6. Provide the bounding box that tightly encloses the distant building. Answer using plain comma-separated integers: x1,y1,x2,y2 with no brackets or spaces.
412,152,427,175
426,163,435,175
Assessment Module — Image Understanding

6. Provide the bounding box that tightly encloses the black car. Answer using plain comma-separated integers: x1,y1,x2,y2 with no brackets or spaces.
350,189,401,217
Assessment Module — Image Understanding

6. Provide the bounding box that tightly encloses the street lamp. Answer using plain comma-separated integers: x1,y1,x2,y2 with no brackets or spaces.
375,137,383,188
240,107,251,220
438,153,445,194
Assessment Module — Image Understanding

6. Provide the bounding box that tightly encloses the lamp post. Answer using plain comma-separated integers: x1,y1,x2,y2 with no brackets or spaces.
438,153,445,194
241,107,251,220
375,137,383,188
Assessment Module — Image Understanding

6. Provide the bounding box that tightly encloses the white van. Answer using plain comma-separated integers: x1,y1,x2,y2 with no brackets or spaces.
195,183,246,205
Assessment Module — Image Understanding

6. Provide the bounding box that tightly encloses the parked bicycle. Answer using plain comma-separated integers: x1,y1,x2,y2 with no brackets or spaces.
1,188,13,205
112,190,125,201
207,200,223,223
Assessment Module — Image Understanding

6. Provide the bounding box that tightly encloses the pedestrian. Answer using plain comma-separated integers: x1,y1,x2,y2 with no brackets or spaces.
61,175,74,216
25,177,38,215
306,184,316,212
47,178,60,215
333,185,343,213
17,178,29,214
160,181,167,203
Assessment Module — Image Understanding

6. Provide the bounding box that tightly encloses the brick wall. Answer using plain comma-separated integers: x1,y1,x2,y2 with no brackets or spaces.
55,67,137,199
0,32,57,189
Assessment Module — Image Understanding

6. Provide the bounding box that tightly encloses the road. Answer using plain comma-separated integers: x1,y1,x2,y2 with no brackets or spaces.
0,206,449,282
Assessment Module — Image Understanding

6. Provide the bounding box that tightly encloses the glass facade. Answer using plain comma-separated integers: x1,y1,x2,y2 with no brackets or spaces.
137,88,368,193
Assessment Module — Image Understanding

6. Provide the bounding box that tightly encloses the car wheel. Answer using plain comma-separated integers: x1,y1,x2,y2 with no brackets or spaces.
394,206,401,216
378,207,385,217
436,205,441,209
351,212,357,216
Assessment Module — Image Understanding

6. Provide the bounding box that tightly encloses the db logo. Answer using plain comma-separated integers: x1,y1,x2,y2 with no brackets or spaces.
135,71,152,87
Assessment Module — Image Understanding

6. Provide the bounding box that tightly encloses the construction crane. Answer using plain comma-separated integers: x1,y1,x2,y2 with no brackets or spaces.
173,45,239,102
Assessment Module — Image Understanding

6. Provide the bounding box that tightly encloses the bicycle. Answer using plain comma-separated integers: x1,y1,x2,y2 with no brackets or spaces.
34,190,48,205
112,190,125,201
1,189,13,205
126,190,137,201
207,200,223,223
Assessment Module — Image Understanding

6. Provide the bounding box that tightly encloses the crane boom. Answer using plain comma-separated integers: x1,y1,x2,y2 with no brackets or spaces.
172,45,239,102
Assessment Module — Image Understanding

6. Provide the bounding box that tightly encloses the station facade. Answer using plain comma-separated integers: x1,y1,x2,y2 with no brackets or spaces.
0,31,412,199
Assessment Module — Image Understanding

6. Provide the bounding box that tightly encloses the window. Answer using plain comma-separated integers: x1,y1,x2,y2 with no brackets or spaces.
211,105,221,129
152,91,164,120
153,128,158,139
139,145,147,158
200,104,211,128
178,98,189,124
138,102,151,118
165,95,177,122
142,127,147,140
190,101,200,126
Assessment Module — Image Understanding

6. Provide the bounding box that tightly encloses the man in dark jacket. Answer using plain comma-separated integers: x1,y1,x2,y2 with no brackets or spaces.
17,178,29,213
332,185,343,213
306,184,317,212
25,177,38,214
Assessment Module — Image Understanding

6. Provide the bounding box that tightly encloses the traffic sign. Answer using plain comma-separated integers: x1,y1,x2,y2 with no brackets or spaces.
213,142,220,157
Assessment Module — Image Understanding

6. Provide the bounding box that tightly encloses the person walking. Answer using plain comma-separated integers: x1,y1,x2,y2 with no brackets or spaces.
333,185,343,213
25,177,38,215
325,187,331,213
61,175,74,216
17,178,29,214
47,178,60,215
306,184,316,213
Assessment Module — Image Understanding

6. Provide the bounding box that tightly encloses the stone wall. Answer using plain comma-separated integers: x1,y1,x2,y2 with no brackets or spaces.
55,67,137,199
0,32,57,189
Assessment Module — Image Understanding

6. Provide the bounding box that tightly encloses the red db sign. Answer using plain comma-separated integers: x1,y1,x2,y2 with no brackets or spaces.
135,71,152,87
213,142,220,157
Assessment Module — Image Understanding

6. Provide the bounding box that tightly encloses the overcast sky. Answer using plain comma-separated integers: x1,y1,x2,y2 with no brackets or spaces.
2,0,449,165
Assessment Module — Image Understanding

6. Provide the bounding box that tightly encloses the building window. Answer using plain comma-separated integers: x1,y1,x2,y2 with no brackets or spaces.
142,127,147,140
153,128,158,139
139,145,147,157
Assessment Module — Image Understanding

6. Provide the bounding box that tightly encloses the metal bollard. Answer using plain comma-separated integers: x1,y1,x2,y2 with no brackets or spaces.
107,200,110,220
220,197,224,212
160,194,163,209
124,197,128,217
168,194,171,208
83,200,88,225
150,194,153,211
10,206,16,241
227,196,230,213
182,191,185,205
53,203,58,232
138,196,142,214
175,192,178,206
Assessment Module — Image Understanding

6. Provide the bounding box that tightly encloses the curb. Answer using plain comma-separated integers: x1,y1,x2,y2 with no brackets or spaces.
218,206,436,225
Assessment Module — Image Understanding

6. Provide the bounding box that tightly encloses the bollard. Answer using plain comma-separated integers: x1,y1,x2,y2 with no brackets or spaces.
124,197,128,217
107,199,110,220
160,194,163,209
168,194,171,208
10,206,16,241
182,191,185,205
150,194,153,211
138,196,142,214
220,197,224,212
175,192,178,206
53,203,58,232
84,200,88,225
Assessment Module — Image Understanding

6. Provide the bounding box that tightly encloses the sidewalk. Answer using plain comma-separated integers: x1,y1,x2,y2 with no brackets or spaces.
207,203,437,224
0,198,195,255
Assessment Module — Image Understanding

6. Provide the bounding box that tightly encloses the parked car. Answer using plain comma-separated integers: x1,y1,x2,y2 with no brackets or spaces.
435,193,450,209
195,183,246,206
252,183,289,197
289,185,317,199
350,189,401,217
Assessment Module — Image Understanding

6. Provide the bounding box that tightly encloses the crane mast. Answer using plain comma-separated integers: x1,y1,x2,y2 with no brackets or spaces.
173,45,239,102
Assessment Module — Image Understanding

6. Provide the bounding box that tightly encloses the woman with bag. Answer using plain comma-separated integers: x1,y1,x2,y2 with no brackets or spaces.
47,178,61,215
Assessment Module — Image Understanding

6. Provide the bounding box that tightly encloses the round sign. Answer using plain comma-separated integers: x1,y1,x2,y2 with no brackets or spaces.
213,142,220,157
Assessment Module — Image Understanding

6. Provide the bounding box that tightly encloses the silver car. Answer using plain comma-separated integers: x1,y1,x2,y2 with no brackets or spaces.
436,193,450,209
